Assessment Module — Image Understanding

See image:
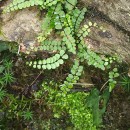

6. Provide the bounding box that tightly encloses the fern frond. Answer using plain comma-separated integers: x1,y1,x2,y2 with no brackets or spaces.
61,60,83,92
53,4,66,30
65,0,77,11
77,23,92,38
64,14,73,31
72,8,87,33
78,43,105,70
86,49,105,70
44,0,58,7
4,0,44,12
38,4,62,41
77,22,104,39
40,3,65,39
40,40,66,51
25,40,67,54
26,50,68,70
62,27,76,54
40,5,57,33
42,3,66,31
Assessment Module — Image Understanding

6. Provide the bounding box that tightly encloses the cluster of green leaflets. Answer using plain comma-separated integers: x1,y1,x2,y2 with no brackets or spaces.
26,50,68,70
42,82,96,130
4,0,78,12
61,60,83,93
40,40,66,51
4,0,44,12
72,8,87,33
26,40,66,54
109,68,119,92
62,27,76,54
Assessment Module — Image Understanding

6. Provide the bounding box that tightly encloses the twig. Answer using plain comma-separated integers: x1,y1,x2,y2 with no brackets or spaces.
100,80,109,91
30,71,43,86
17,44,20,55
72,82,94,87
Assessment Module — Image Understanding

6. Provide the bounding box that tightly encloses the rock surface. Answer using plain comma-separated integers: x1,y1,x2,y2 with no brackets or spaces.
0,1,41,46
84,18,130,63
0,0,130,63
81,0,130,32
103,87,130,130
79,0,130,63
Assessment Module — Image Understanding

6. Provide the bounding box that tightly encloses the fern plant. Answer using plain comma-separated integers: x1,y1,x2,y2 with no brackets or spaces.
5,0,118,92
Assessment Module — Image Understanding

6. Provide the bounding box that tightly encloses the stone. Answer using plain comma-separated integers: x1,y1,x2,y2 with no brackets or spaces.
84,18,130,63
0,0,41,47
81,0,130,32
0,0,130,63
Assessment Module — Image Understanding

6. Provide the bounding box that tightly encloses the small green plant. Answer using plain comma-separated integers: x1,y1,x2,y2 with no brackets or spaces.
0,88,7,102
2,71,15,85
25,10,107,93
0,78,4,86
108,68,119,92
60,60,83,94
120,76,130,92
42,82,96,130
3,60,13,71
22,109,33,120
0,59,15,86
26,50,68,70
0,94,33,121
103,56,119,68
4,0,78,13
86,88,110,126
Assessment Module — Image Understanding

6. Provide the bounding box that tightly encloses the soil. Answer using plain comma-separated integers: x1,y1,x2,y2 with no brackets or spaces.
103,87,130,130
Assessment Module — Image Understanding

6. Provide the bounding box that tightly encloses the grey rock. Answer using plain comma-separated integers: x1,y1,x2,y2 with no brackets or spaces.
84,19,130,63
81,0,130,32
80,0,130,63
0,0,130,64
0,1,41,46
